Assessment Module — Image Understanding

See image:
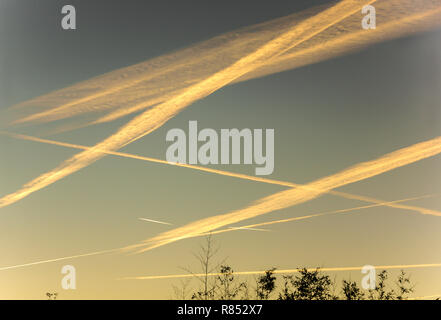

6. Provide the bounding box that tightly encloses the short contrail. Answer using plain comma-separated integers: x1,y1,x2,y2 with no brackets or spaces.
119,263,441,280
3,131,440,218
139,218,173,225
0,0,378,210
227,227,270,232
131,136,441,253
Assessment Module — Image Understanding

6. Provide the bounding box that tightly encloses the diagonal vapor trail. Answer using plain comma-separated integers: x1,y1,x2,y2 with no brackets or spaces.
139,218,173,225
130,136,441,253
0,1,440,292
0,195,434,271
4,131,440,217
0,0,377,210
7,0,441,131
237,0,441,83
227,227,270,232
0,192,435,272
129,194,439,245
93,1,441,128
0,248,117,272
197,194,439,238
5,1,364,126
120,263,441,280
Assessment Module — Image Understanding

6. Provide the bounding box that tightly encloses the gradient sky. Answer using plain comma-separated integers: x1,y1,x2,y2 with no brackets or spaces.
0,0,440,299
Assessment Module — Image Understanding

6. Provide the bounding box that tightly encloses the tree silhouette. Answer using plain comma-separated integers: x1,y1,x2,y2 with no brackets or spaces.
342,280,365,300
215,265,248,300
46,292,58,300
256,268,276,300
174,237,418,300
278,268,337,300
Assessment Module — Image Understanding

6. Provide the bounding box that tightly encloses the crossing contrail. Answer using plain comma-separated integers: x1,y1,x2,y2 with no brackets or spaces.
201,194,439,237
130,136,441,253
3,131,440,217
237,0,441,82
0,193,435,272
138,218,271,230
91,0,441,127
125,194,439,246
7,0,441,131
0,0,377,210
5,1,374,126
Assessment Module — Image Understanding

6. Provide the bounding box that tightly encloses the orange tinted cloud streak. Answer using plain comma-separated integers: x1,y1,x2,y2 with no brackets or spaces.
0,0,376,209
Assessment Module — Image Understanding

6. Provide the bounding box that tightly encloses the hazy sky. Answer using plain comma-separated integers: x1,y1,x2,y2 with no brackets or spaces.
0,0,440,299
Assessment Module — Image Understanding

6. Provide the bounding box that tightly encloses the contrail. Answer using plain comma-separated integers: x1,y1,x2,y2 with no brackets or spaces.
0,248,117,272
139,218,173,225
7,0,441,130
227,227,270,232
237,0,441,83
95,0,441,127
210,194,439,236
5,2,367,126
4,131,440,217
137,218,271,230
408,294,441,300
131,136,441,253
1,0,440,275
0,193,434,272
128,194,438,246
119,263,441,280
0,0,377,210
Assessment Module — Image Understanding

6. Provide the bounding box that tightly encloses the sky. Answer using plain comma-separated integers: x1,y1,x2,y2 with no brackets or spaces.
0,0,440,299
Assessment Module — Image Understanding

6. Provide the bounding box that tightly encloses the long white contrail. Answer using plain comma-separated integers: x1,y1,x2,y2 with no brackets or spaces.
120,263,441,280
130,136,441,253
4,131,440,217
0,0,377,210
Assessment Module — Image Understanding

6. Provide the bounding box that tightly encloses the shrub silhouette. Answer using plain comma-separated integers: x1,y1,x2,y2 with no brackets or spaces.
174,235,418,300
